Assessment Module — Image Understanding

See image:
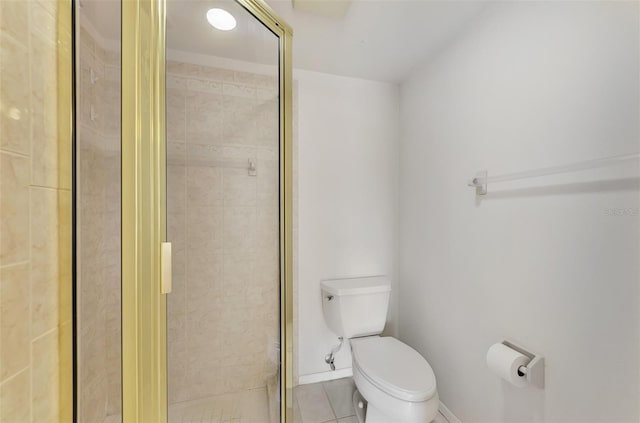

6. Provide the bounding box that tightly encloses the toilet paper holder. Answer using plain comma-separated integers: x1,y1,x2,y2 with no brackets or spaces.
502,340,545,389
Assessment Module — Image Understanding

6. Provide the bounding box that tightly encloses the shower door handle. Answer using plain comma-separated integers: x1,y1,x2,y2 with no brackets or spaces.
161,242,172,294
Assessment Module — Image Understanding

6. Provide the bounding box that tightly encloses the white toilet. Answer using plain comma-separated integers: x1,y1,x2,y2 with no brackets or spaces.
321,276,439,423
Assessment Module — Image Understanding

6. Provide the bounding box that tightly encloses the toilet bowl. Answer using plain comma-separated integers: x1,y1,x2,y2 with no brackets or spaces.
351,336,439,423
320,276,439,423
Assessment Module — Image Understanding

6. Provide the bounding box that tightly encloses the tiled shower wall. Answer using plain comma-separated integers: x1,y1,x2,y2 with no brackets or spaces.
0,0,72,421
76,26,122,421
166,60,282,403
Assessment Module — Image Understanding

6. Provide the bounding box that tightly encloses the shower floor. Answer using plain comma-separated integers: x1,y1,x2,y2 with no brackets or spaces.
168,388,271,423
103,388,271,423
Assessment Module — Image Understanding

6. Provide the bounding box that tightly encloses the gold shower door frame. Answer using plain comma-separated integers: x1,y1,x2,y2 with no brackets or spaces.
121,0,294,422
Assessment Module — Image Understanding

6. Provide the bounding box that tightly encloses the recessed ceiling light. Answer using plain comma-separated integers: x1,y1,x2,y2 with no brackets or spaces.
206,8,236,31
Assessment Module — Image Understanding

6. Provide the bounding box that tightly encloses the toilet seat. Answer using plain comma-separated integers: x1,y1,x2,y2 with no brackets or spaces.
351,337,436,402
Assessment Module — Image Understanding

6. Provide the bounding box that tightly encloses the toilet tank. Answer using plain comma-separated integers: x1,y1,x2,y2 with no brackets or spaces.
320,276,391,339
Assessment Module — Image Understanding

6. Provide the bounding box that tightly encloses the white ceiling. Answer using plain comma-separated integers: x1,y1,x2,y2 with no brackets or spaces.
267,0,487,82
80,0,487,83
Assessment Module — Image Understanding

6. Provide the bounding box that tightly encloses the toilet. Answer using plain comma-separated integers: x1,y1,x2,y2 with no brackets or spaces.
321,276,439,423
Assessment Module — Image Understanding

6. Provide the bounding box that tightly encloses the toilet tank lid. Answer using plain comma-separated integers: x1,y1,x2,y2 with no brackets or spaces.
320,276,391,296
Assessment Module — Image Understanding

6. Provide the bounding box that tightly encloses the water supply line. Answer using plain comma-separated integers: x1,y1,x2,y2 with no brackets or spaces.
325,337,343,371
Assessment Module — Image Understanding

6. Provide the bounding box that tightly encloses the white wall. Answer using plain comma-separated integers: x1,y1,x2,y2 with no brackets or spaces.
399,2,639,422
296,69,400,380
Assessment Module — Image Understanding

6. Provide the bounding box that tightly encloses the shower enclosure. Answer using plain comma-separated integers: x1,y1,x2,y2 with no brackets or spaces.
74,0,293,421
165,0,287,421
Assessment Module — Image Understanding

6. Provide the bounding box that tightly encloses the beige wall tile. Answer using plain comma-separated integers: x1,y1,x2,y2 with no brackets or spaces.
222,253,253,298
78,318,106,388
0,152,30,264
94,42,108,67
101,79,121,138
257,159,278,206
186,165,223,206
186,307,222,351
223,206,256,254
31,329,59,422
1,0,72,420
167,309,186,351
167,89,186,142
223,168,257,207
0,0,29,42
187,78,222,95
257,87,278,101
29,1,56,41
221,145,257,161
222,82,256,99
220,363,265,392
234,72,262,87
167,73,187,91
0,34,30,155
167,216,186,287
186,253,223,313
167,61,200,78
106,360,121,416
222,96,258,142
187,344,223,397
30,188,60,338
256,207,279,252
29,258,59,338
104,63,120,82
167,164,186,212
167,61,286,403
185,143,223,164
217,325,263,367
186,205,224,252
168,346,189,403
78,376,107,423
199,65,235,82
255,249,279,286
0,369,30,422
168,142,186,166
77,60,94,126
186,92,223,145
30,26,59,188
58,321,73,422
34,0,57,18
0,264,30,380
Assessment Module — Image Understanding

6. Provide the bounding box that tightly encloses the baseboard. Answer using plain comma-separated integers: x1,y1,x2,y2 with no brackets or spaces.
440,401,462,423
298,367,353,385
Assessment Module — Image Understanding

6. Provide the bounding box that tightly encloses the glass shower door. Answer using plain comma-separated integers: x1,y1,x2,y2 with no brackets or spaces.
75,1,123,421
165,1,292,421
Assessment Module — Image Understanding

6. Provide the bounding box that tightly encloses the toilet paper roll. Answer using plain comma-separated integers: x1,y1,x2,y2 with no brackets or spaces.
486,343,529,387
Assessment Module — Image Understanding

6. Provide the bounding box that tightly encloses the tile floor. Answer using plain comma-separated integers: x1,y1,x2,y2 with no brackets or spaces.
294,378,449,423
168,388,271,423
104,377,449,423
